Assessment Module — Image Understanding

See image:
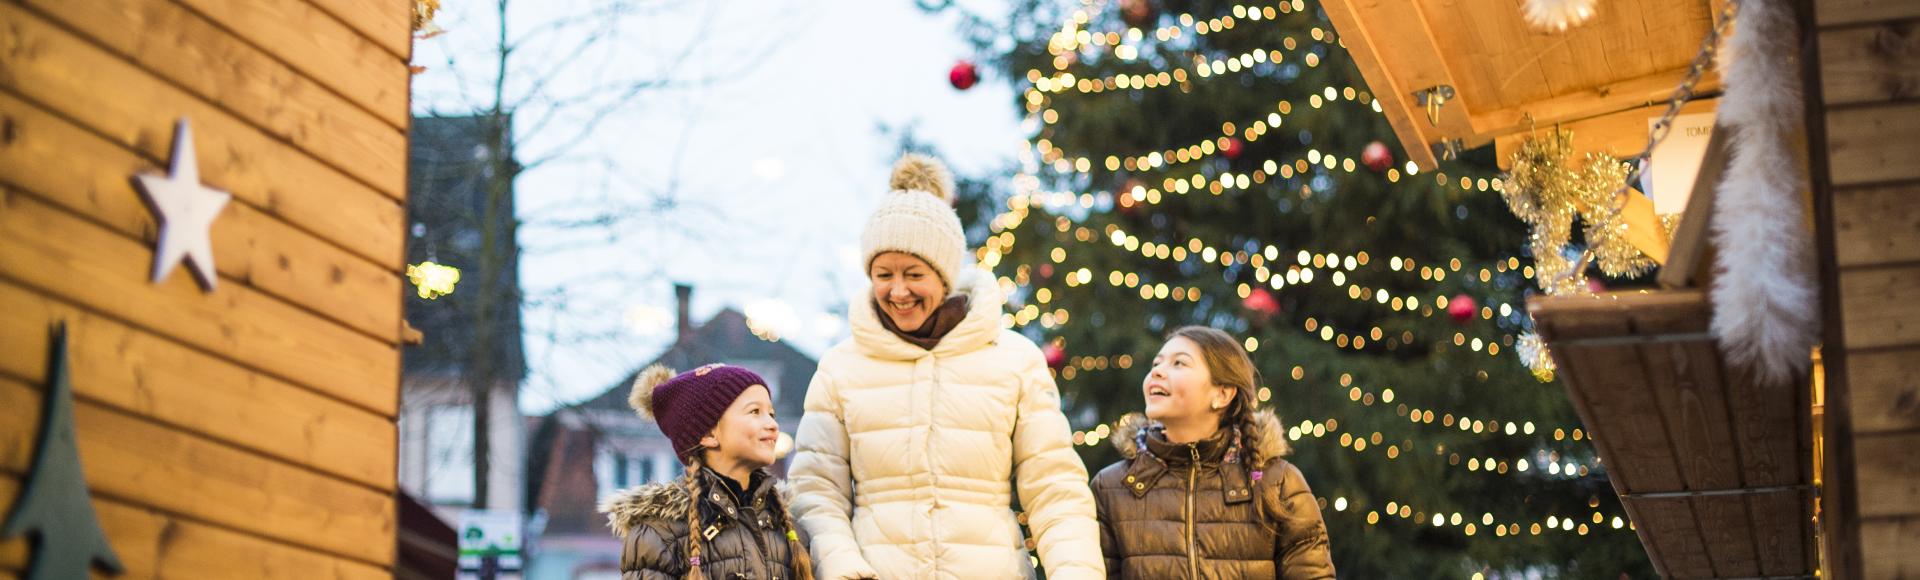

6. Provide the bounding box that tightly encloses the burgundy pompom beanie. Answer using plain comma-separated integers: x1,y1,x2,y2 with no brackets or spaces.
628,363,768,464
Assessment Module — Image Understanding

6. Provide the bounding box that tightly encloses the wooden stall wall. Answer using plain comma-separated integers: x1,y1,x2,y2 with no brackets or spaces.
1804,0,1920,577
0,0,411,576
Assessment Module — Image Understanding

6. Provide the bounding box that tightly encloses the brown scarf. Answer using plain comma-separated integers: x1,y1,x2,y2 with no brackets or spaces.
873,295,971,350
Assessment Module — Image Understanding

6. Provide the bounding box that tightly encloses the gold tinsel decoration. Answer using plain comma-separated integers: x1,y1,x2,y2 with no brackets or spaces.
1502,129,1658,297
413,0,444,37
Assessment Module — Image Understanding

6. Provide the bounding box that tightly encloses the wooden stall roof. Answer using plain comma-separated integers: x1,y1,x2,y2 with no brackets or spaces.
1322,0,1729,169
1530,290,1815,578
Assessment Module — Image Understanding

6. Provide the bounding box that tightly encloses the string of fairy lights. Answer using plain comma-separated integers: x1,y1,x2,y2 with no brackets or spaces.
1031,96,1320,173
1041,1,1319,62
1061,361,1592,449
995,231,1528,356
1331,493,1632,540
989,0,1629,540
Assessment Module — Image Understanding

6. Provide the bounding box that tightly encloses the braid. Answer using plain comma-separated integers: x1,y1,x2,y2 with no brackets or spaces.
681,457,708,580
778,498,816,580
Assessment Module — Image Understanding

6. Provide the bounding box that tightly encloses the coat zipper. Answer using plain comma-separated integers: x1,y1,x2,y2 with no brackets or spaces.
748,496,773,579
1187,443,1199,579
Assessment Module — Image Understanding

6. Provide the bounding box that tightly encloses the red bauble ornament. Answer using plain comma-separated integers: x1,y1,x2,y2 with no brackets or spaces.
1362,141,1394,172
949,60,979,90
1222,137,1245,160
1243,287,1280,316
1447,294,1478,323
1120,0,1159,29
1585,277,1607,294
1043,343,1067,369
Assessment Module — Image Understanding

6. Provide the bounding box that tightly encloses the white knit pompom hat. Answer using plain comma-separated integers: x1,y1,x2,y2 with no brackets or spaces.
860,154,966,292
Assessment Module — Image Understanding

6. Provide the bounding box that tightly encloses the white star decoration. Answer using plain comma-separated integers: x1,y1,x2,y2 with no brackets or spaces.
133,120,231,292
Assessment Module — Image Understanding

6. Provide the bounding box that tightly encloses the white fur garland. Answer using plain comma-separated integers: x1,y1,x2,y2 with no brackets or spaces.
1709,0,1819,386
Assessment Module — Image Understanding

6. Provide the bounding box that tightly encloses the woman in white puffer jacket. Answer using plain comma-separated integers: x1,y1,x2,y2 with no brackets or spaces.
789,155,1103,580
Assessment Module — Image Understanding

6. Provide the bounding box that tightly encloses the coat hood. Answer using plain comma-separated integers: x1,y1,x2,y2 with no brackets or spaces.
1110,409,1290,465
598,471,789,536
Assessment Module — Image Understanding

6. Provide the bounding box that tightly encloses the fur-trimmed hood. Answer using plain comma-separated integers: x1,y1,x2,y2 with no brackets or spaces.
597,471,790,536
599,481,690,536
1110,409,1290,464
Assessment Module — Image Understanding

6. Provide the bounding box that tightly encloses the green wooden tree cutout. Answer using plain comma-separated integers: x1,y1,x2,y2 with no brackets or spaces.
2,324,123,578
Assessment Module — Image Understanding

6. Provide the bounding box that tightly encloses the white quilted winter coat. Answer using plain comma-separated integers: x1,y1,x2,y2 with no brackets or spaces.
789,269,1104,580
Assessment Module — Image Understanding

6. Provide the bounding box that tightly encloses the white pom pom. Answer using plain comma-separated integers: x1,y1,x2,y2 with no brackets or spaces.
629,364,675,420
889,154,955,203
1522,0,1597,32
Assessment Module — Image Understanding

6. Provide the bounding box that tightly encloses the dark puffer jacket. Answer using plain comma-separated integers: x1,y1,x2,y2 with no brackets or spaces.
601,468,798,580
1091,411,1335,579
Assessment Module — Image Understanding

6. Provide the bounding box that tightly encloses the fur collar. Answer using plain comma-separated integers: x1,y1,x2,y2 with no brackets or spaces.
598,469,789,536
1110,409,1290,465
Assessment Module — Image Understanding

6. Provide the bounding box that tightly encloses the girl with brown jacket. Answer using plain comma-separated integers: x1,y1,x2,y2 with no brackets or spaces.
599,364,814,580
1091,326,1336,579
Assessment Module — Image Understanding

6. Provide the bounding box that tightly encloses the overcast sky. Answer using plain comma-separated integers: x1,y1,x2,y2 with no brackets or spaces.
411,1,1024,413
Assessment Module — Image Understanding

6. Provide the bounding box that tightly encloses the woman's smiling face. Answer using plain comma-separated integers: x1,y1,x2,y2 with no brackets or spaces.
869,251,946,332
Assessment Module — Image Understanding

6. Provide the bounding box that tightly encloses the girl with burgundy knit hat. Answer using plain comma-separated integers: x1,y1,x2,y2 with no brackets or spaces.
788,155,1103,579
599,363,814,580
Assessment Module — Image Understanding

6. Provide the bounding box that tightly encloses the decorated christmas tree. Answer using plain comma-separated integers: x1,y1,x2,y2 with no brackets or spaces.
944,0,1656,576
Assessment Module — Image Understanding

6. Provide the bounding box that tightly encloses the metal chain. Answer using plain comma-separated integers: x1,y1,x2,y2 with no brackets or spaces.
1545,1,1740,293
1633,0,1742,165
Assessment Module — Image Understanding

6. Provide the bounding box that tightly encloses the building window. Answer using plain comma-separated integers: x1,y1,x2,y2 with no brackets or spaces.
634,456,653,486
613,455,630,488
424,405,475,504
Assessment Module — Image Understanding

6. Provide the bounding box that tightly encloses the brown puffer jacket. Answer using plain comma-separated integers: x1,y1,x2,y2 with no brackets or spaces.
1091,411,1335,579
601,468,798,580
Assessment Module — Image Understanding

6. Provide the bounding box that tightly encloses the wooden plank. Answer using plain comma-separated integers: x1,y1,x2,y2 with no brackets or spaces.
1531,289,1714,324
1548,339,1683,491
1816,0,1920,27
1826,102,1920,187
11,0,405,197
304,0,413,61
163,0,411,129
1630,307,1760,576
0,189,400,416
0,474,389,578
0,281,396,489
1817,23,1920,107
1620,496,1717,578
1533,292,1719,577
1491,97,1718,170
1854,431,1920,519
0,377,396,566
1747,491,1815,575
1838,263,1920,349
1718,361,1807,490
1466,69,1723,151
1419,0,1552,111
0,5,407,266
1721,359,1814,575
1320,0,1450,169
0,92,403,342
1860,516,1920,578
1844,347,1920,433
1834,181,1920,268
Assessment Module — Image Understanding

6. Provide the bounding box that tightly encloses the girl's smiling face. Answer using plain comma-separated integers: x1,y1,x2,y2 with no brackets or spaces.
1143,335,1234,425
700,385,780,469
